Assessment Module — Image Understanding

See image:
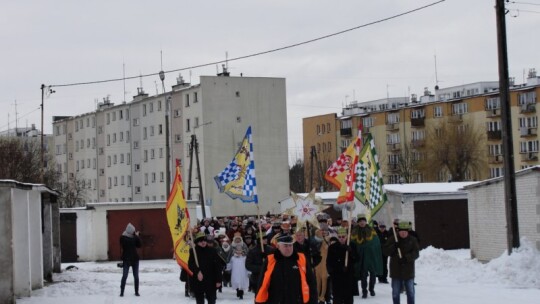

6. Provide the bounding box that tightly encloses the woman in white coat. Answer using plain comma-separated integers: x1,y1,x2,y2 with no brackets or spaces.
226,245,250,299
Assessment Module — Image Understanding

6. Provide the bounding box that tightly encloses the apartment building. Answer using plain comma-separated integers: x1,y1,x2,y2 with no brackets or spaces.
303,69,540,186
302,113,338,192
54,73,290,215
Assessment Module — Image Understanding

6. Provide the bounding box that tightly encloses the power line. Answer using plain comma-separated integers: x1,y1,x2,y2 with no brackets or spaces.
49,0,445,88
0,107,41,132
508,1,540,6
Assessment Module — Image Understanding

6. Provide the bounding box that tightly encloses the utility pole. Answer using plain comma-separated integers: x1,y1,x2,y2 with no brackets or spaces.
187,134,206,219
165,96,171,198
495,0,520,253
40,84,45,183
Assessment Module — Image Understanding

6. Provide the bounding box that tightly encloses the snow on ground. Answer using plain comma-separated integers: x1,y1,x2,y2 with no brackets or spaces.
18,239,540,304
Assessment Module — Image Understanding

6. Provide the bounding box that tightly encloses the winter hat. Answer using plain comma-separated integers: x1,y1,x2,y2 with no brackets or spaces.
357,214,367,222
194,231,206,242
276,234,294,244
336,227,347,236
397,221,412,231
122,223,136,237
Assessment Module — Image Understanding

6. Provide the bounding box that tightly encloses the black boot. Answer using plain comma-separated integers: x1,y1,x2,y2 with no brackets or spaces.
120,286,124,297
239,289,244,300
236,288,240,298
135,278,140,296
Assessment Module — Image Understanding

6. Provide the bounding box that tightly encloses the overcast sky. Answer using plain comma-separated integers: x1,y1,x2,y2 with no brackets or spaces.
1,0,538,162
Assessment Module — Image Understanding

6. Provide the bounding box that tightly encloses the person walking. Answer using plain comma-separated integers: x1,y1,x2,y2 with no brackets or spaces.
255,234,318,304
227,245,250,299
188,232,223,304
119,223,141,297
383,221,420,304
376,223,390,283
326,228,356,304
351,214,383,298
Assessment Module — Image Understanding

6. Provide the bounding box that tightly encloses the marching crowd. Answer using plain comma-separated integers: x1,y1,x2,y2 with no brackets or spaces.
120,213,420,304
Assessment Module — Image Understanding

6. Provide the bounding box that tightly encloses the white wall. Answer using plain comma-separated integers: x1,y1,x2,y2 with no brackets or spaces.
11,188,44,296
467,170,540,262
11,188,31,297
28,190,43,289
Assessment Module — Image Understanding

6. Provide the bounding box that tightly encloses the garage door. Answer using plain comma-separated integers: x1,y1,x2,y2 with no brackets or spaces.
413,199,469,250
107,209,172,260
60,213,78,262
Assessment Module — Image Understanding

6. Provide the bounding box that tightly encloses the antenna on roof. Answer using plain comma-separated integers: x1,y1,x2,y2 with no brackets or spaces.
434,52,440,90
123,61,126,103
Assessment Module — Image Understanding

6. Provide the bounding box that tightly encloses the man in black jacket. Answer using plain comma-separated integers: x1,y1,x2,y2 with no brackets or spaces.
246,232,273,293
326,228,356,304
189,232,223,304
383,221,420,304
255,234,317,304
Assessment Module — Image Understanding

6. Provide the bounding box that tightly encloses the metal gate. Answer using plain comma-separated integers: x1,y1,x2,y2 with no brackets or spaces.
107,209,172,260
60,213,78,262
413,199,470,250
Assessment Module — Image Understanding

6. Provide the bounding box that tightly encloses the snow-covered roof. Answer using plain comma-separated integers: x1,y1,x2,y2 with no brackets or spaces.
0,179,60,196
463,166,540,189
384,182,478,195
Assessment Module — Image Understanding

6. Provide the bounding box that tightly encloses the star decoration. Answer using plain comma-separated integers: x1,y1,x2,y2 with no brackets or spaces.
284,189,329,230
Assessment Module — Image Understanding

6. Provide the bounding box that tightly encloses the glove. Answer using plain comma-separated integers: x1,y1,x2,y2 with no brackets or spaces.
399,257,407,264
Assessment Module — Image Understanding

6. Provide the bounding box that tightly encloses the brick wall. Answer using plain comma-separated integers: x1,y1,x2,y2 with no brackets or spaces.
467,170,540,262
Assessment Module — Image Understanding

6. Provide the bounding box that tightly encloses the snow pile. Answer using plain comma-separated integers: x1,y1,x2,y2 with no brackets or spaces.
417,238,540,288
485,238,540,288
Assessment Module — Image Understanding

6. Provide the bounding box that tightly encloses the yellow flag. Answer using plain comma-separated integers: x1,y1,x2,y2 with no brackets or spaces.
166,164,192,275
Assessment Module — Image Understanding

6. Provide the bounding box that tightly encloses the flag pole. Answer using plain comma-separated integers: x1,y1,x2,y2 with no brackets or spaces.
385,203,402,258
257,205,264,252
344,203,353,267
188,229,200,268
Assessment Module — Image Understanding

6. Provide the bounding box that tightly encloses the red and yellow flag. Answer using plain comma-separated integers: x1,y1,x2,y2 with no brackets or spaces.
324,123,363,204
166,162,192,275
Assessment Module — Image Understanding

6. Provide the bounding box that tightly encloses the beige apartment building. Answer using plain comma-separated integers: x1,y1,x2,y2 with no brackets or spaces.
303,69,539,188
53,73,289,215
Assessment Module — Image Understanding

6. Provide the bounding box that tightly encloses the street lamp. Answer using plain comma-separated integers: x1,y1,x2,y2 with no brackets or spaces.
40,84,55,183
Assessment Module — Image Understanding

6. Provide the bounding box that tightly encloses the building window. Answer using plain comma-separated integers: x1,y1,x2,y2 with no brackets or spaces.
194,92,199,103
133,118,140,126
185,94,190,107
143,104,147,116
175,135,182,143
327,123,331,132
159,124,163,135
158,100,162,111
186,119,191,132
433,106,443,118
452,103,468,115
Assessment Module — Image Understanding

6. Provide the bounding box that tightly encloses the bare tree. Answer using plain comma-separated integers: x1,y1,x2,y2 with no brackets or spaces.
289,158,305,193
55,172,87,208
0,137,58,185
420,120,486,181
397,141,424,183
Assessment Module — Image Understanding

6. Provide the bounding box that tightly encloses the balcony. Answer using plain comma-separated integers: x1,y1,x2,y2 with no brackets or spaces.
362,127,371,135
487,130,502,140
488,155,503,164
520,127,538,137
387,143,401,151
521,152,538,162
486,108,501,118
340,127,352,137
386,123,400,131
411,117,425,127
411,139,425,148
448,114,463,123
520,103,536,114
387,163,399,171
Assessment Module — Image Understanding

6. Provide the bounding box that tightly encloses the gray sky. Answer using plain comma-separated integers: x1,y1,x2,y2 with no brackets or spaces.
1,0,538,163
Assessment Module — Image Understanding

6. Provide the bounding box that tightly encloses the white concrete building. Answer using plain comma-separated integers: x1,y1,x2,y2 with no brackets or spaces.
170,74,289,216
53,73,290,215
464,166,540,262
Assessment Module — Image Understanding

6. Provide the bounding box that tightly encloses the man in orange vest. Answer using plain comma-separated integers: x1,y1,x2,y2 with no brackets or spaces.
255,234,318,304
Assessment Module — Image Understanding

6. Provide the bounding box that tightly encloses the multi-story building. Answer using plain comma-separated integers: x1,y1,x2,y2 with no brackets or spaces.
302,113,338,192
303,69,540,186
53,73,289,216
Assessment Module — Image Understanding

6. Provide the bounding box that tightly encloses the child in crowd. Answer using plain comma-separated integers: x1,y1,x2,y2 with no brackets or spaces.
226,245,250,299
